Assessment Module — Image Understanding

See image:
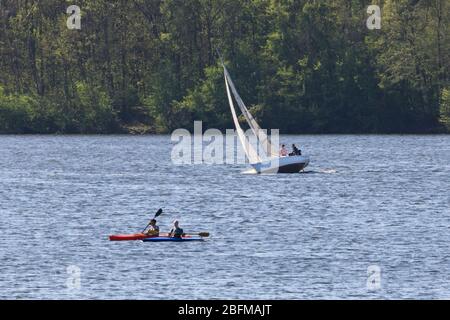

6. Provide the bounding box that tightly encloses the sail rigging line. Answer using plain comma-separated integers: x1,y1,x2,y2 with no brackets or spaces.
222,66,278,158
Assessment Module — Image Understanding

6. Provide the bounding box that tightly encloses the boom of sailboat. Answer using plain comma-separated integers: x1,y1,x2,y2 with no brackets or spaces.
220,59,310,173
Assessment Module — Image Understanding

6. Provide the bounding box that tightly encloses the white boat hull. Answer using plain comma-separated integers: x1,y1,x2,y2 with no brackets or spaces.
251,155,310,174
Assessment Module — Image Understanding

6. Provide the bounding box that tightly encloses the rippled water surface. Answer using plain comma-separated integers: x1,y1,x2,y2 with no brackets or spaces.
0,135,449,299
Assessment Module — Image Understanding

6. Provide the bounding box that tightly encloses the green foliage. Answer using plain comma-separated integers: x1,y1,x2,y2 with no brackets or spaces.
74,81,116,133
0,0,448,133
0,87,36,133
440,88,450,130
174,65,229,131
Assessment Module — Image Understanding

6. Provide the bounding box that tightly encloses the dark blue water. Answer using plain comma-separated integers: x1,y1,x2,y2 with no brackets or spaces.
0,135,449,299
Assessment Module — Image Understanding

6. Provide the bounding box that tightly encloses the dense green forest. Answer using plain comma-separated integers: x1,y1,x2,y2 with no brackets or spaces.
0,0,449,134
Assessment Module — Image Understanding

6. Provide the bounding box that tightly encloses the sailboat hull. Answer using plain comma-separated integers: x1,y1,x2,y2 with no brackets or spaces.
277,161,308,173
251,155,310,174
220,61,312,173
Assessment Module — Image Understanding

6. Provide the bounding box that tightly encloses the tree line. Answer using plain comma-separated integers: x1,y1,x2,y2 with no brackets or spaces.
0,0,449,134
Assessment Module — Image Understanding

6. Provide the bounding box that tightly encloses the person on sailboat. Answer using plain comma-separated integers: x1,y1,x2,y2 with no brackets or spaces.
168,220,184,238
145,219,160,236
290,144,301,156
280,144,288,157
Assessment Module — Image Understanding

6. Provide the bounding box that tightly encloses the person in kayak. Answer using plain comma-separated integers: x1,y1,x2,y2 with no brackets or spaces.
168,220,184,238
145,219,160,236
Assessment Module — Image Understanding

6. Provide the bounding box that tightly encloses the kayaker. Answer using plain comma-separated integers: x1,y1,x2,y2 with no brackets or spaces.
168,220,184,238
145,219,160,236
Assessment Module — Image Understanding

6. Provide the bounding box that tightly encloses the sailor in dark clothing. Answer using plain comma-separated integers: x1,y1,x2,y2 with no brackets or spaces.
289,144,301,156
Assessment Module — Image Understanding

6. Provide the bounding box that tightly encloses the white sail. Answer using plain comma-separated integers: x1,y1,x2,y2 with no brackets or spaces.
219,54,310,173
224,72,261,164
223,66,277,157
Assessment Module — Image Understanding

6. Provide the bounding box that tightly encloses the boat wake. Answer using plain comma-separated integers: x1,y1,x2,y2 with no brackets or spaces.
319,168,337,174
242,168,337,175
242,169,258,175
300,168,337,174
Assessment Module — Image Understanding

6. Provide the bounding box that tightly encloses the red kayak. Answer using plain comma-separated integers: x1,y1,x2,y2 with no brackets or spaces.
109,232,170,241
109,233,149,241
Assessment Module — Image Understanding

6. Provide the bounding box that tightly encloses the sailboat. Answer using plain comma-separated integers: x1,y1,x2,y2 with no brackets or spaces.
220,60,310,173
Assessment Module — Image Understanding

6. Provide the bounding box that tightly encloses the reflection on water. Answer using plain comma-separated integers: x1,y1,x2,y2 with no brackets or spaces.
0,135,449,299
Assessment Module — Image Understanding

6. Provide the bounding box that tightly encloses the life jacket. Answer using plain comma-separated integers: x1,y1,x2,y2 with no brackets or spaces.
171,227,184,238
146,225,160,236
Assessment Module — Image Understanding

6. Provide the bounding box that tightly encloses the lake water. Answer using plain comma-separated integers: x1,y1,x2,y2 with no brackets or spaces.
0,135,449,299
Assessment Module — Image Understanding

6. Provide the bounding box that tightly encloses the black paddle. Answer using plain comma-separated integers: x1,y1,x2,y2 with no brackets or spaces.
184,232,210,237
141,208,163,233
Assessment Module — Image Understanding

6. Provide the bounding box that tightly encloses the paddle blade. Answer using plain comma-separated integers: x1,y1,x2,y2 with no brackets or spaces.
154,208,163,218
198,232,210,237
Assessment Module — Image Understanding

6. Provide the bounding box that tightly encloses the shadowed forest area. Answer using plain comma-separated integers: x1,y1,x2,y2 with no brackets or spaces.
0,0,449,134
